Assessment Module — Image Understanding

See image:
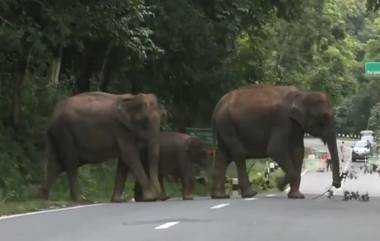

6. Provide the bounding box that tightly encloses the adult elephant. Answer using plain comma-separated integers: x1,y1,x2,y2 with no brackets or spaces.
40,92,161,202
211,85,341,199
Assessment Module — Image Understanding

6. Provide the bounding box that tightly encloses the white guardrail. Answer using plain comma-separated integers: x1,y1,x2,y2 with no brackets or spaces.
304,133,379,140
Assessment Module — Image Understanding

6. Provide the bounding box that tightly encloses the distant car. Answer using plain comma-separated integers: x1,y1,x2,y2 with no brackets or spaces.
352,140,371,162
360,129,377,147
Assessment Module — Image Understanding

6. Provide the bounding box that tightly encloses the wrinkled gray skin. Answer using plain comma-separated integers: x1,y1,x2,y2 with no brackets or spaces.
133,132,209,201
211,85,341,199
40,92,161,202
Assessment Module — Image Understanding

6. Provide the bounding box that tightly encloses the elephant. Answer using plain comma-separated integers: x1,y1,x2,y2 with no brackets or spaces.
211,84,341,199
133,132,209,201
40,92,162,202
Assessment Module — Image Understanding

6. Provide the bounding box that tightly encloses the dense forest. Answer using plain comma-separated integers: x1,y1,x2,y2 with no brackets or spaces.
1,0,380,201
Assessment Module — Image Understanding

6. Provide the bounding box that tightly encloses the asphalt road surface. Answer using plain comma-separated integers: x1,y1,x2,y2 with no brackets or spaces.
1,138,379,241
1,195,379,241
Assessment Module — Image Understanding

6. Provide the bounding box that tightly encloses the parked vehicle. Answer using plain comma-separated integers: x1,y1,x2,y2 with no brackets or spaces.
352,140,371,162
360,130,375,144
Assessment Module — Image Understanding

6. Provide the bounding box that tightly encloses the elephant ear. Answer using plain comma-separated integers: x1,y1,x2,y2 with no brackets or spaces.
186,137,199,159
115,94,136,128
290,93,306,129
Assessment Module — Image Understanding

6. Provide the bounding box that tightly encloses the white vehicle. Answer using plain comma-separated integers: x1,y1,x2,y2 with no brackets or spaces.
359,129,377,152
352,140,371,162
360,130,375,143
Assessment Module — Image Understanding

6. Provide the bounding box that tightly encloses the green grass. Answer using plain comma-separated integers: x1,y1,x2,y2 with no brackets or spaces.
2,156,307,216
0,200,73,216
224,159,286,194
0,159,211,216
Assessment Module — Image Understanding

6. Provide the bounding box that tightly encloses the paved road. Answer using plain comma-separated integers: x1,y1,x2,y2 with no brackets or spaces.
301,162,380,196
1,195,379,241
1,138,379,241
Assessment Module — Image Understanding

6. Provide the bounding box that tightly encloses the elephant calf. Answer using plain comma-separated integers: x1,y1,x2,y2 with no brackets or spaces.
136,132,209,200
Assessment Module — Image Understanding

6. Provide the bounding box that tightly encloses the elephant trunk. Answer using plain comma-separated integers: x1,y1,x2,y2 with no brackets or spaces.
325,128,341,188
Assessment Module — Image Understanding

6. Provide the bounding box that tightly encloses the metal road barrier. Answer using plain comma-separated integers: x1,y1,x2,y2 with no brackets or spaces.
186,127,216,147
186,127,217,162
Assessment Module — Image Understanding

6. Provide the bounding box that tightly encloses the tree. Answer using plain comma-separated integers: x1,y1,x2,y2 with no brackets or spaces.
368,102,380,136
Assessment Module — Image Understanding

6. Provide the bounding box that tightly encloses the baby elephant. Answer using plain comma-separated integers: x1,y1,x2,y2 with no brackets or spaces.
135,132,209,200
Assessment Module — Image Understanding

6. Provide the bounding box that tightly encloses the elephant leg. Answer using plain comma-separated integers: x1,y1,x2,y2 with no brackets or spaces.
59,149,85,202
288,142,305,199
182,177,194,200
147,140,161,196
267,129,296,192
235,156,257,198
111,159,128,202
40,157,62,200
158,176,170,201
119,141,157,201
66,167,86,203
211,147,231,199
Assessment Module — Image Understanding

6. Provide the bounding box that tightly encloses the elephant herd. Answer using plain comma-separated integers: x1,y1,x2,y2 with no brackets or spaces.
40,84,342,203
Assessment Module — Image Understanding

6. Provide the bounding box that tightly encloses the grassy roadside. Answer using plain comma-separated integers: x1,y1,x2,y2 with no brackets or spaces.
225,159,285,194
0,158,291,216
0,200,74,216
0,180,209,216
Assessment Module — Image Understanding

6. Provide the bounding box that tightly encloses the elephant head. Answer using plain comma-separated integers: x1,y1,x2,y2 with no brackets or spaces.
116,93,161,140
116,93,162,194
291,92,341,188
187,137,209,169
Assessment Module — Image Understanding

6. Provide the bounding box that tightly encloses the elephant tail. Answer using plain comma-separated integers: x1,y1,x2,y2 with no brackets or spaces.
211,117,217,147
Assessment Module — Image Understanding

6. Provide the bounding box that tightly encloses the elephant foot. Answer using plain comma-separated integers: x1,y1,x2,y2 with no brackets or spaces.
241,188,258,198
111,195,126,203
139,190,158,202
211,191,230,199
182,194,193,200
288,191,305,199
159,193,171,201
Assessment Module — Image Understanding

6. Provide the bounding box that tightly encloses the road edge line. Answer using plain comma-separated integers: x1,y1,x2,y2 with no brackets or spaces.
0,203,106,221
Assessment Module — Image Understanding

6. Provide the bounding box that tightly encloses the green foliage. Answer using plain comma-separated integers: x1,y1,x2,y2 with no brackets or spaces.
368,102,380,135
1,0,380,207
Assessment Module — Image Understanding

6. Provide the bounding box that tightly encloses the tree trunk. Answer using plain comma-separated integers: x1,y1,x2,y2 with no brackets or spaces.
98,43,113,92
11,59,28,128
75,44,96,94
50,46,63,86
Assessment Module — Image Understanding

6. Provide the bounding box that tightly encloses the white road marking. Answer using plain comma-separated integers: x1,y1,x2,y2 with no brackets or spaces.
210,203,230,209
154,221,179,230
0,203,105,221
244,197,258,201
265,194,277,197
301,169,309,177
284,169,309,192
